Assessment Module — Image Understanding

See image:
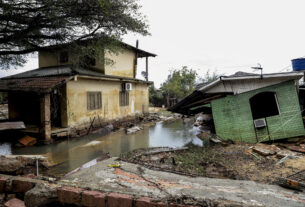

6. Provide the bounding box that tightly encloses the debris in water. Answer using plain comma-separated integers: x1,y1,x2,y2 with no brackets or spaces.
126,126,142,134
81,141,103,147
18,136,37,147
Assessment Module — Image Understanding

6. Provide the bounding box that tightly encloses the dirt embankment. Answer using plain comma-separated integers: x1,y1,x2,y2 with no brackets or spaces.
120,142,305,184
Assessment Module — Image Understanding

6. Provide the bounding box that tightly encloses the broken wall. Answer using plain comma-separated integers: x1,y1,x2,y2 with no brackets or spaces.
211,80,305,143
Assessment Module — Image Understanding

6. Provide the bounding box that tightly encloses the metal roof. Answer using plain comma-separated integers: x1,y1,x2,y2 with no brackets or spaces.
40,39,157,58
0,65,152,93
0,76,72,93
198,71,304,91
1,65,152,83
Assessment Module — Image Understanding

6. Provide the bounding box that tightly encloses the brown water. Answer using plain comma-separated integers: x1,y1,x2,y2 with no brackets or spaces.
0,120,203,176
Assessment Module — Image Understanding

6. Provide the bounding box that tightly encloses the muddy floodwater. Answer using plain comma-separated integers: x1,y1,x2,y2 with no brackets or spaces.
0,120,203,176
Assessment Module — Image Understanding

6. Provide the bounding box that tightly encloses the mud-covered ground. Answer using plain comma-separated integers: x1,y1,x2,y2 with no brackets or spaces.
120,142,305,184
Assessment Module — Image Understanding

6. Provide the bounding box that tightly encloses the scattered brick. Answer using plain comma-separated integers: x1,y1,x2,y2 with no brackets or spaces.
136,197,167,207
12,179,35,193
4,198,25,207
0,177,8,193
57,186,83,205
107,193,133,207
170,204,200,207
82,190,106,207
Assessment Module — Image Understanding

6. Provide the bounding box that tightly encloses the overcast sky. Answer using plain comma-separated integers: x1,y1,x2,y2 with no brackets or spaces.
2,0,305,87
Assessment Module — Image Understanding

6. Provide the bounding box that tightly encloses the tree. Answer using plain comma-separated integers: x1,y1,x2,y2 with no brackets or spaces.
149,85,163,107
0,0,149,68
161,66,197,107
199,69,221,84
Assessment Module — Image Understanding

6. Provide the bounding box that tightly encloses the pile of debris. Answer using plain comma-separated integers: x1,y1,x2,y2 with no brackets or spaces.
192,113,216,140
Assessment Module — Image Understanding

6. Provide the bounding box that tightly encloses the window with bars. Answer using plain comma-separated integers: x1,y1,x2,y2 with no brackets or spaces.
119,91,129,106
87,92,102,110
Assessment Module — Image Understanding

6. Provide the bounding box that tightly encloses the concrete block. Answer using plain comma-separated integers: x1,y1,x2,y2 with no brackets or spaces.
82,190,106,207
107,193,133,207
12,179,35,193
57,186,83,205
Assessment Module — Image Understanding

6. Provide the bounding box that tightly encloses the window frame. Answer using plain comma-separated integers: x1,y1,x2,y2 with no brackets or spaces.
119,91,129,107
87,91,102,110
249,91,280,120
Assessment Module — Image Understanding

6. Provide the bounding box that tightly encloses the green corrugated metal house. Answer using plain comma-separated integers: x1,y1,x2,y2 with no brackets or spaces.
171,71,305,143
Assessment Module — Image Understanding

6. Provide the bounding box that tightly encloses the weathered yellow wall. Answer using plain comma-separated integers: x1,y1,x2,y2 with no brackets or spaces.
66,78,149,127
104,48,135,78
38,47,136,77
38,50,105,73
39,51,60,68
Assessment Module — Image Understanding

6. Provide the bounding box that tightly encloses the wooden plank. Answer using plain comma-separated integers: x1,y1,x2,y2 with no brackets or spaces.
0,121,25,131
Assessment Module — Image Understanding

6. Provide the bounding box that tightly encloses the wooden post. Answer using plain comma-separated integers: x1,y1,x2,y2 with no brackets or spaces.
146,57,149,81
134,40,139,79
40,93,51,143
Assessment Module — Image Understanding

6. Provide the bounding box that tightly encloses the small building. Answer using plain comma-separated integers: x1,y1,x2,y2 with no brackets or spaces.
0,41,156,142
171,71,305,143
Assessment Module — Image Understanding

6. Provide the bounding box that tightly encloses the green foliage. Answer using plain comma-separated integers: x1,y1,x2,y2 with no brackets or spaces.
149,85,163,107
0,0,149,68
161,66,197,102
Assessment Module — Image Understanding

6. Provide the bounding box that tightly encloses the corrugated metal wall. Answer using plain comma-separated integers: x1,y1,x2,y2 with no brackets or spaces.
211,80,305,143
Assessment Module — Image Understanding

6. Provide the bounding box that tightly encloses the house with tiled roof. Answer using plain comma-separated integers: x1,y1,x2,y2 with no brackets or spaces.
0,41,156,143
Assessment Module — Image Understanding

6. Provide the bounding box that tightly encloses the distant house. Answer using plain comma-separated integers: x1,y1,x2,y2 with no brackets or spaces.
0,41,156,142
171,71,305,143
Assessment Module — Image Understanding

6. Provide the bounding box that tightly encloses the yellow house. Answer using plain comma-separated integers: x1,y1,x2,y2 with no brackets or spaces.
0,41,156,143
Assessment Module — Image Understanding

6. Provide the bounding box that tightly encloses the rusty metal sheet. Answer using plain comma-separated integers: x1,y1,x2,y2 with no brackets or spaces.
0,121,25,131
278,170,305,191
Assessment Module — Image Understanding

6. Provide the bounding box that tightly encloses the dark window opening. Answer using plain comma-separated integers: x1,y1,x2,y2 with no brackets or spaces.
119,91,129,106
250,92,280,120
59,51,69,63
84,55,96,66
87,92,102,110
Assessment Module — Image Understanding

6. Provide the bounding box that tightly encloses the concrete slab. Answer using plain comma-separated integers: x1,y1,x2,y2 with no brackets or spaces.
60,157,305,207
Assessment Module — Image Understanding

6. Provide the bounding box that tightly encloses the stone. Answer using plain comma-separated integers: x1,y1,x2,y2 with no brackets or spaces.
196,131,211,140
4,198,25,207
57,186,82,205
0,177,8,193
24,183,57,207
107,193,133,207
252,144,280,156
0,157,24,174
12,179,35,193
81,190,106,207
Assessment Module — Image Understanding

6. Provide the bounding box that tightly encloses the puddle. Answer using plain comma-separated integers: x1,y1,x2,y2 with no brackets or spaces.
0,119,202,176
